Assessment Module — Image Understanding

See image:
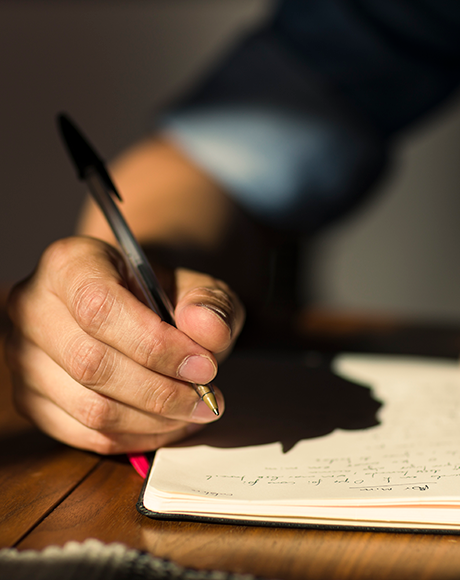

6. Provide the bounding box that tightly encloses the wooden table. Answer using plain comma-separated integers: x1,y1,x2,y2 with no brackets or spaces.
2,306,460,580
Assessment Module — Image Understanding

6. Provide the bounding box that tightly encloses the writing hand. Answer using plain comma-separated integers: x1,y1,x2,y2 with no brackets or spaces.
6,236,244,454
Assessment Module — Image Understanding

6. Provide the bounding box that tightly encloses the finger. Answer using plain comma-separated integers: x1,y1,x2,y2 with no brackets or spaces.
14,387,203,455
10,336,191,434
9,238,218,386
174,268,245,354
8,324,224,424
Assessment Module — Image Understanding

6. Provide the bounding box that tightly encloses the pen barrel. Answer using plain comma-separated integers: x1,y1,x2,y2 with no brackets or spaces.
194,383,219,416
85,169,175,324
194,383,215,398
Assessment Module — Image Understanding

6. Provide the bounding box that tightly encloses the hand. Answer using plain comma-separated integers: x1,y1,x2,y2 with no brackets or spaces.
5,236,244,454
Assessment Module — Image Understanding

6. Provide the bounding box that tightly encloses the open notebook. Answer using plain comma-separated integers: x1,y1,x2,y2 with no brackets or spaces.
137,353,460,531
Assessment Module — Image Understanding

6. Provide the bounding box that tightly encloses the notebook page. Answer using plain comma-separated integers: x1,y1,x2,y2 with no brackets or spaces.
144,355,460,512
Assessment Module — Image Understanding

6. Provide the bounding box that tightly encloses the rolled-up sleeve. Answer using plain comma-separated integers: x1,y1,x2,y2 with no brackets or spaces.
158,0,460,233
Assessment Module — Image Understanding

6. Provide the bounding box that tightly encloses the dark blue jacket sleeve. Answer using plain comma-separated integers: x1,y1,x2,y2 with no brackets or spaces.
159,0,460,232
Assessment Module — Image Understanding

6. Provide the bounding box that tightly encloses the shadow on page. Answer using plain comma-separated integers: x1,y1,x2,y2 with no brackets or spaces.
178,352,382,453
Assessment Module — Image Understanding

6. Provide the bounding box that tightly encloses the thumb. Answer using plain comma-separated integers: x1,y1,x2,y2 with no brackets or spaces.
173,268,245,356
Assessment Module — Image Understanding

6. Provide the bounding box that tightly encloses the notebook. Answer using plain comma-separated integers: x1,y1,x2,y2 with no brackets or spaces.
137,352,460,531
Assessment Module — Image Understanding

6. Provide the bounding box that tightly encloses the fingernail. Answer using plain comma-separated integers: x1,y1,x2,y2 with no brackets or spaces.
178,355,216,384
191,400,219,422
198,304,232,336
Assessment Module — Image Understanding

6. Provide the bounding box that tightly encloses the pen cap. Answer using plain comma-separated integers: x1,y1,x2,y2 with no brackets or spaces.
57,113,121,200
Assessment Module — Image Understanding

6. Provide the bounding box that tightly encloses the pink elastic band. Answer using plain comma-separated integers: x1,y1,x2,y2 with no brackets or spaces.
127,453,150,478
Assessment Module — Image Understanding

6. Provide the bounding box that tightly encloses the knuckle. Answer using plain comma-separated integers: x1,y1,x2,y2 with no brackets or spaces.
143,381,179,417
132,326,168,370
75,394,116,431
72,280,117,335
67,336,113,388
40,238,73,271
6,277,38,328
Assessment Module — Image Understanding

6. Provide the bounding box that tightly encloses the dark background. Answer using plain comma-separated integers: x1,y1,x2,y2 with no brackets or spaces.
2,0,460,321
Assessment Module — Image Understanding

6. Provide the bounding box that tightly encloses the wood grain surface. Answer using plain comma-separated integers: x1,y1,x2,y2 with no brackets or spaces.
15,458,460,580
2,308,460,580
0,336,101,548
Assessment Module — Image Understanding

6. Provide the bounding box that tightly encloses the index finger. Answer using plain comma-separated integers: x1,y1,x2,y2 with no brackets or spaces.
41,238,218,386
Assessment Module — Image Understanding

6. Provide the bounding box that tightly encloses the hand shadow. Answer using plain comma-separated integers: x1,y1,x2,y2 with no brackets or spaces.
180,352,382,453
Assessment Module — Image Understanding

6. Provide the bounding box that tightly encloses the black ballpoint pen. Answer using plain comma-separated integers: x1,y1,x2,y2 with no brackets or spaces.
57,113,219,416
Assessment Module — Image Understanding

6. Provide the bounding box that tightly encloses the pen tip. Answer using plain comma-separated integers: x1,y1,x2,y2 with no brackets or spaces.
202,392,219,416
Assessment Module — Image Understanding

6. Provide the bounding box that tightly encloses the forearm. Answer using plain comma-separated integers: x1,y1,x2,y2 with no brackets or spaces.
76,134,277,309
76,136,236,251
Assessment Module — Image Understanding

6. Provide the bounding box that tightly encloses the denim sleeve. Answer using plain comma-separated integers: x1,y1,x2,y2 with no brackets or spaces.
158,0,460,233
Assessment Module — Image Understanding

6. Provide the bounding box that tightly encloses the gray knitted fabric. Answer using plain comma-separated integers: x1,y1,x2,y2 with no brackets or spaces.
0,539,258,580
